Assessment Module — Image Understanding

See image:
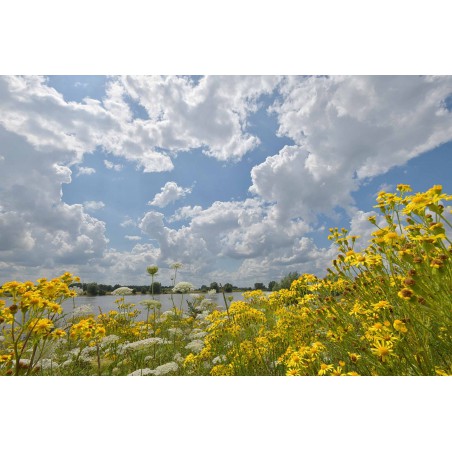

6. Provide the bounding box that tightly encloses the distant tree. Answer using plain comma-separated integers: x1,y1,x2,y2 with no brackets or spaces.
268,281,277,291
200,285,209,292
86,282,99,296
209,282,219,293
151,282,162,294
223,283,233,293
254,282,266,291
277,272,300,290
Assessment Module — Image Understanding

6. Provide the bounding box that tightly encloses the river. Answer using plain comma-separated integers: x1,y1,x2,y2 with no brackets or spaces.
65,291,250,321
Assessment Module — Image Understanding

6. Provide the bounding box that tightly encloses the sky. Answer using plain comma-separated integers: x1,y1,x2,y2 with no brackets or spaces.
1,75,452,288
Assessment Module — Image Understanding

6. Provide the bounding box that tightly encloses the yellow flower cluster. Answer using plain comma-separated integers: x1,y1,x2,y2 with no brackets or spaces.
184,184,452,376
0,273,78,375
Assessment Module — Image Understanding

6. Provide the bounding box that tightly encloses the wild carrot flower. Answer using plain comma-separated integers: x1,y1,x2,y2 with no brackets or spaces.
172,282,194,293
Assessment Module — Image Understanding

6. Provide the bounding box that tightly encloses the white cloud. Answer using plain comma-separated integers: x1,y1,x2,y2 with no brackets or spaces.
169,205,203,222
118,75,281,161
125,235,142,241
120,218,137,228
255,75,452,222
77,166,96,176
2,75,452,287
137,199,318,286
0,125,109,275
148,181,192,208
83,201,106,211
103,159,123,171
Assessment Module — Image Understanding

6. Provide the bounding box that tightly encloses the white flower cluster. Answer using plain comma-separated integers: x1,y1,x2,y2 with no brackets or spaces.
185,339,205,354
140,299,162,309
112,287,134,296
212,355,227,365
172,281,194,293
189,330,207,340
173,352,184,363
128,368,155,376
199,299,218,312
121,337,167,352
101,334,120,347
207,289,217,296
153,361,178,375
168,327,183,336
127,361,179,376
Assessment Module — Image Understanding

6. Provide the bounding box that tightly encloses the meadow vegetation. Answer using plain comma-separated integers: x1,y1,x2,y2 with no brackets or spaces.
1,184,451,376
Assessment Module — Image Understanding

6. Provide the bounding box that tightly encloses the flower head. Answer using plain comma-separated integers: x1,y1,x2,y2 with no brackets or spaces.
172,281,194,293
112,287,134,296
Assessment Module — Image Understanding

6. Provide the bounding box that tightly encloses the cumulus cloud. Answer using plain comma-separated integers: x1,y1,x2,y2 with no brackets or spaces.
169,205,203,222
125,235,142,241
103,159,123,171
2,75,452,287
83,201,106,211
148,181,192,208
0,125,109,276
254,75,452,221
136,199,318,285
118,75,281,161
120,218,136,228
77,166,96,176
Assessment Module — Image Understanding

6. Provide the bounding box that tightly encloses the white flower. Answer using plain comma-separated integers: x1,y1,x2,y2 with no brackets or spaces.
196,311,209,320
212,355,227,365
153,362,178,376
207,289,217,296
128,368,155,376
112,286,134,296
122,337,167,352
0,336,4,343
185,339,205,354
172,281,194,293
173,352,184,363
140,299,162,309
199,299,218,311
101,334,120,347
38,359,59,370
189,331,207,340
161,310,176,317
168,327,183,336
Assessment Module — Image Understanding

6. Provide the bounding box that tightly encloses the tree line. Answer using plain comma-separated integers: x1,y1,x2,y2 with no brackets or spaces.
71,272,302,296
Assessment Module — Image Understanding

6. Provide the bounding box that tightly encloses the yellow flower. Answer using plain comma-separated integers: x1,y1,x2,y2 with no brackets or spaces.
397,184,412,192
393,319,408,333
372,300,391,311
398,288,414,301
371,339,395,362
435,367,451,376
348,352,361,363
32,318,54,335
318,363,334,376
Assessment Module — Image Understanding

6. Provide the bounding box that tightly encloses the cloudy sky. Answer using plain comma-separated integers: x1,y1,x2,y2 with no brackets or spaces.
1,75,452,287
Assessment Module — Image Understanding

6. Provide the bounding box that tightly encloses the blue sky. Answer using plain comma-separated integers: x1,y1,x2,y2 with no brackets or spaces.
1,75,452,287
